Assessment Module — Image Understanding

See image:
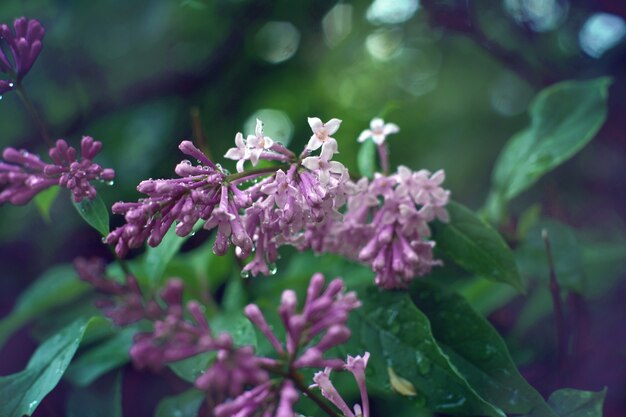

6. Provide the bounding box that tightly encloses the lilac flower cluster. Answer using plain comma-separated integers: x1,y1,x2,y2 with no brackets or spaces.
0,17,45,94
76,260,368,417
319,166,450,289
107,116,449,289
0,136,115,205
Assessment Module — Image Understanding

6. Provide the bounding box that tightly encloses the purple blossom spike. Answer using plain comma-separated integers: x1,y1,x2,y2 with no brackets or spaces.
0,136,115,205
245,273,361,370
105,140,224,257
0,17,45,82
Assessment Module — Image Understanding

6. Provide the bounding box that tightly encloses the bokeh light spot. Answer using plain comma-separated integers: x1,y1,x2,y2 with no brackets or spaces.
254,21,300,64
322,3,353,48
504,0,568,32
366,0,419,25
244,109,294,146
366,28,404,61
579,13,626,58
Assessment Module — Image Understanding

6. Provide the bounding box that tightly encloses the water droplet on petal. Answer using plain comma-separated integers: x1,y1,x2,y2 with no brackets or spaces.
268,263,278,275
106,180,115,186
240,270,250,278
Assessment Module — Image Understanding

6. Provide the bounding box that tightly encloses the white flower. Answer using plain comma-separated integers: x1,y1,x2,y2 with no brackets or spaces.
306,117,342,152
246,119,274,166
224,132,249,172
357,118,399,145
302,139,346,185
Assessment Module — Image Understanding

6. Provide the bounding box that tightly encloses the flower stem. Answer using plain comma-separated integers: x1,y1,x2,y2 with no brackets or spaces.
225,164,290,183
288,369,342,417
376,143,389,175
15,83,53,148
542,229,567,378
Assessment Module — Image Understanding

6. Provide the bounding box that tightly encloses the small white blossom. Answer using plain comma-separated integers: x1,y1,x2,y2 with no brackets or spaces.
307,117,342,152
357,118,399,145
247,119,274,166
224,132,249,172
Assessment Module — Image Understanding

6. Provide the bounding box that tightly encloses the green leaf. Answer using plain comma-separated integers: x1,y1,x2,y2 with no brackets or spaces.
169,352,214,383
346,286,506,417
515,220,585,293
545,388,606,417
143,221,202,286
0,264,90,349
72,195,110,236
410,282,556,417
33,186,60,222
67,371,123,417
65,327,136,386
489,77,611,205
432,201,525,292
357,138,377,178
155,388,205,417
0,317,100,417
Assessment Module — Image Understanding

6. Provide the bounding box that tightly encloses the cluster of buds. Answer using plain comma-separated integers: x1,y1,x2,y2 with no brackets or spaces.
107,116,449,289
76,259,369,417
0,136,115,205
0,17,45,94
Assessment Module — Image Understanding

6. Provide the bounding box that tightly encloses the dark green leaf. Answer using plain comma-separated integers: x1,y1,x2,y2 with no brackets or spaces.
357,138,377,178
72,195,110,236
410,282,556,417
155,388,205,417
143,221,202,286
33,186,60,222
0,264,90,348
211,312,257,348
67,371,122,417
0,317,100,417
65,327,136,386
490,77,611,203
432,201,524,292
347,286,506,417
545,388,606,417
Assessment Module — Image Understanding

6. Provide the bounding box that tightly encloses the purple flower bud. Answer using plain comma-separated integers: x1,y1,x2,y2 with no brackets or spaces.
0,17,45,83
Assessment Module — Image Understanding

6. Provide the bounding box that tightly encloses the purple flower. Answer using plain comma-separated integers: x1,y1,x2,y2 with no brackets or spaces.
0,17,45,81
0,136,115,205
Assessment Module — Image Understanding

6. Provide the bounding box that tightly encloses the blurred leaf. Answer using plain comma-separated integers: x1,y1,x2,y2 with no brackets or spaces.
488,77,611,217
515,220,584,293
0,264,90,349
65,327,136,386
347,286,506,417
72,195,110,236
222,275,247,312
544,388,606,417
456,278,519,316
357,138,377,178
410,282,556,417
155,389,205,417
33,186,59,222
0,317,99,417
67,371,122,417
211,312,257,348
432,201,524,292
517,204,541,240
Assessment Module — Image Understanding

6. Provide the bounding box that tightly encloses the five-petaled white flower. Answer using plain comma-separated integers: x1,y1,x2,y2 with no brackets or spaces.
224,132,249,172
357,118,399,145
302,139,346,185
247,119,274,166
307,117,342,152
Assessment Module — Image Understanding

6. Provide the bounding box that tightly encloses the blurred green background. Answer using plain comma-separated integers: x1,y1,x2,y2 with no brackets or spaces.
0,0,625,416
